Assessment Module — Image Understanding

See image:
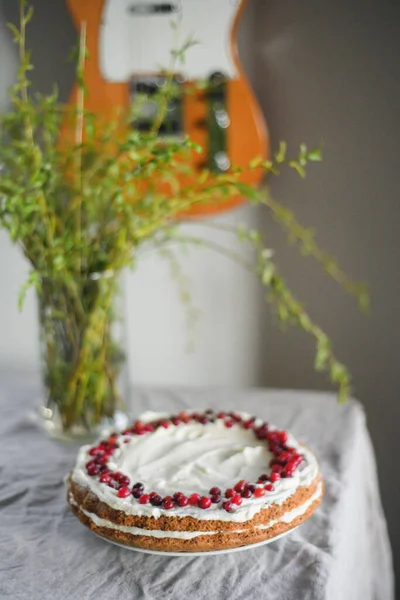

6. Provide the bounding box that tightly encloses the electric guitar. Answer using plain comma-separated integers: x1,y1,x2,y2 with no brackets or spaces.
65,0,269,217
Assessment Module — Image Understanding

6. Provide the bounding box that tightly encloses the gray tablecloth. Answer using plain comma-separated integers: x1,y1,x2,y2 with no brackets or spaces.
0,375,394,600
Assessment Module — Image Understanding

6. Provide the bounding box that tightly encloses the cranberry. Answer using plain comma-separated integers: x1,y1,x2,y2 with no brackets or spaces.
210,495,221,504
177,495,189,507
132,482,144,490
230,412,242,422
119,476,131,487
132,488,143,499
117,487,131,498
254,487,265,498
234,480,247,493
197,416,208,425
270,472,281,483
247,484,256,493
171,417,182,426
278,431,288,445
224,420,234,428
89,445,104,456
222,501,233,512
225,488,235,498
217,412,226,419
107,480,118,489
86,463,100,476
272,464,284,473
258,474,269,482
188,493,200,506
209,487,221,496
241,488,252,499
173,492,184,501
160,420,170,429
113,472,124,482
163,497,175,510
279,451,293,463
139,494,150,504
198,496,212,509
150,494,163,506
231,494,242,506
144,424,154,433
99,473,111,484
243,420,254,430
133,421,146,435
265,484,274,492
178,412,191,423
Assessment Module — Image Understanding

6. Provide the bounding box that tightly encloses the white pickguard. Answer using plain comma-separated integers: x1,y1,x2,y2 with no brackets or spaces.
100,0,240,82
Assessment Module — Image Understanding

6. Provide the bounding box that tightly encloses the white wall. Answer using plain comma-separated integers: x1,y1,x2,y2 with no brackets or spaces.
0,0,263,387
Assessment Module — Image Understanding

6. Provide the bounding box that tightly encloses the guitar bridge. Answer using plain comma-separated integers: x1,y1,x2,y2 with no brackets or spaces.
130,75,183,139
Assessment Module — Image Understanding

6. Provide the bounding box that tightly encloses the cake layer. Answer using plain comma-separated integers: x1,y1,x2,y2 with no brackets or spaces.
68,482,323,552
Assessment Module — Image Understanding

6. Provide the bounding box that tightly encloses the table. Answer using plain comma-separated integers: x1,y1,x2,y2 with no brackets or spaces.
0,375,394,600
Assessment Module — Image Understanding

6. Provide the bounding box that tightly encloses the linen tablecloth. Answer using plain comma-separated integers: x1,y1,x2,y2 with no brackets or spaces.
0,375,394,600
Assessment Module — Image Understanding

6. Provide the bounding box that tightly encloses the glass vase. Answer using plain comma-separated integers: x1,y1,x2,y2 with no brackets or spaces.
35,271,129,442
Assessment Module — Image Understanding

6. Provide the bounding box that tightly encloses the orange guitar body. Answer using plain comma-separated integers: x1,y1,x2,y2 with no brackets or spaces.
65,0,269,218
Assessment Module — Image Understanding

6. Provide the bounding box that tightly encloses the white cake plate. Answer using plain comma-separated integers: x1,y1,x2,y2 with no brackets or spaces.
94,526,298,557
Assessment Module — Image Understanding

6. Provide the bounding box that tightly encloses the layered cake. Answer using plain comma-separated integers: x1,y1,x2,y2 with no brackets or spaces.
67,410,323,552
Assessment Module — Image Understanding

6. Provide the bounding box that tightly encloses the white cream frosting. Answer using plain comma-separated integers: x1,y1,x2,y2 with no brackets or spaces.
71,411,320,523
69,482,323,540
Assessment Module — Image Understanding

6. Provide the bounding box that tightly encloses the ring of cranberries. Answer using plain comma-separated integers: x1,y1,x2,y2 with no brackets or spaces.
84,411,305,512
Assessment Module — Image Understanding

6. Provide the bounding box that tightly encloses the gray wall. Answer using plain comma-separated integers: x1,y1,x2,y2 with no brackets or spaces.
254,0,400,591
0,0,399,591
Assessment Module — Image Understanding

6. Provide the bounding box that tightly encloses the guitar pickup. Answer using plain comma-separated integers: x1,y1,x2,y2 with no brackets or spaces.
128,3,178,15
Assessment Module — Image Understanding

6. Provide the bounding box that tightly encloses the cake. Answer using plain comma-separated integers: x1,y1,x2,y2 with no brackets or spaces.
67,410,323,552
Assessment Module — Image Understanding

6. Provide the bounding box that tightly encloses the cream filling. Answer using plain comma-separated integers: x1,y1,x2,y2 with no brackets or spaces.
71,411,320,523
69,482,323,541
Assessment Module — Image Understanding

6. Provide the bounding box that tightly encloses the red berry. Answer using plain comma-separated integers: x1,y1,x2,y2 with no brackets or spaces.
210,495,221,504
241,488,252,499
270,472,281,483
223,501,233,512
139,494,150,504
119,476,131,486
89,445,104,456
231,494,242,506
99,473,111,484
132,482,144,490
177,495,189,507
143,424,154,433
150,494,163,506
113,472,124,482
86,462,100,476
272,464,283,473
171,417,182,426
178,412,191,423
160,420,170,429
117,487,131,498
197,416,208,424
254,487,265,498
132,488,143,499
217,412,226,419
209,487,221,496
243,420,254,429
163,497,175,510
198,496,212,509
258,474,269,481
265,484,274,492
224,420,234,428
188,493,200,506
107,480,118,489
278,431,288,444
234,480,247,493
230,412,242,422
247,484,256,493
225,488,235,498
